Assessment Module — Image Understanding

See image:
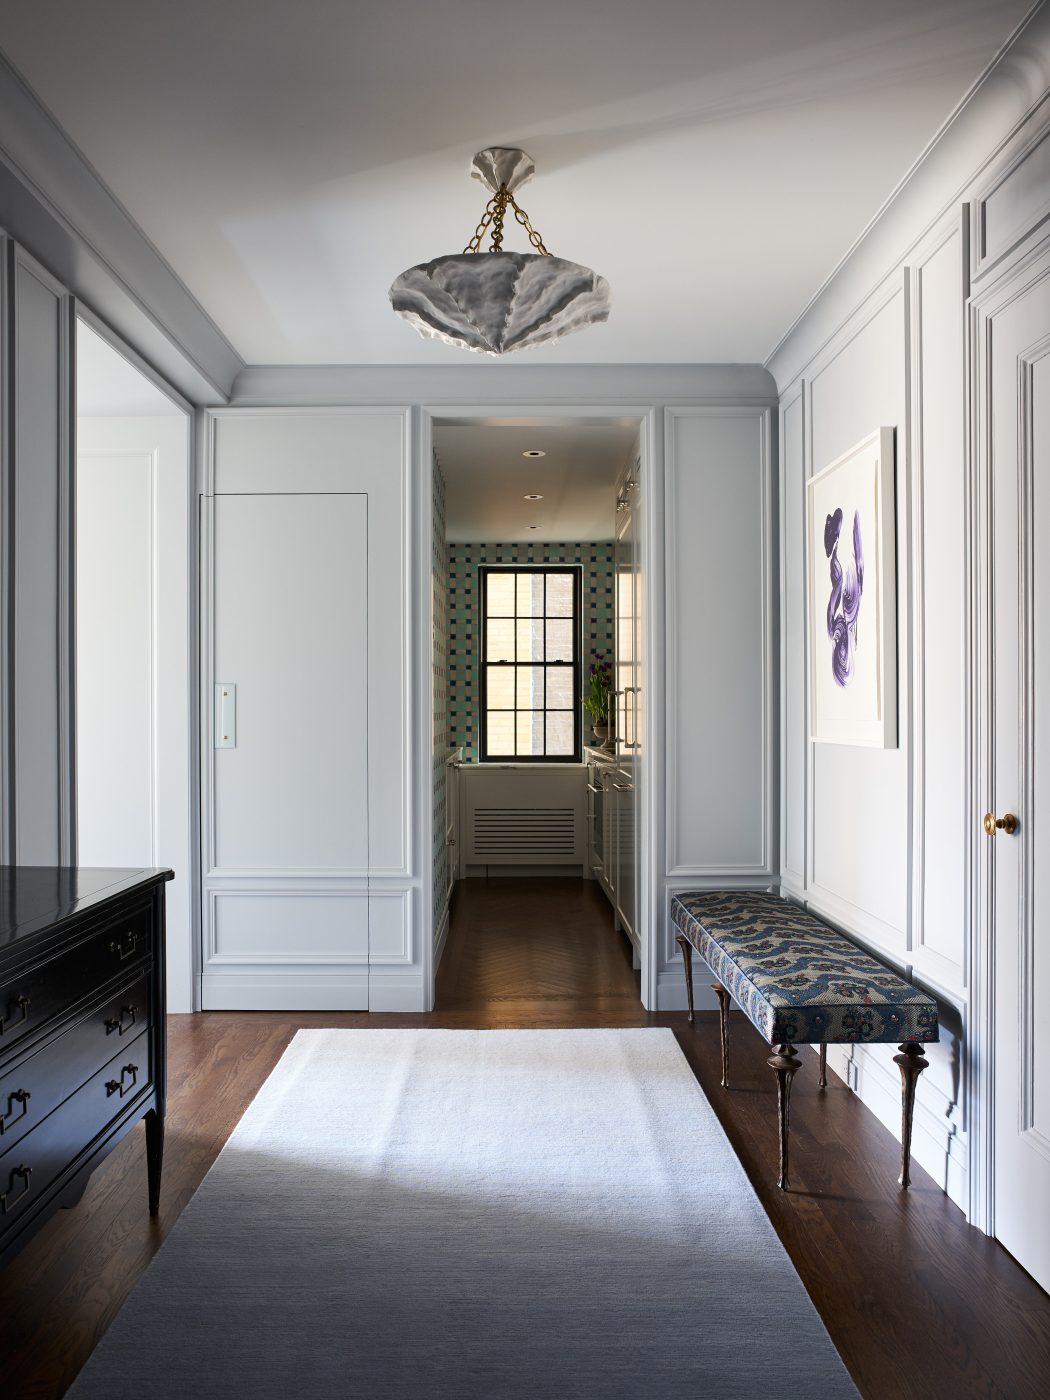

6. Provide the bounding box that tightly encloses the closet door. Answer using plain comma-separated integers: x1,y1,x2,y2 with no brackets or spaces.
980,249,1050,1292
205,492,369,1007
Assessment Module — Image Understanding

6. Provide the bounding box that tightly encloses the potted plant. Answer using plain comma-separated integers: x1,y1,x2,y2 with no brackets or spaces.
583,651,614,750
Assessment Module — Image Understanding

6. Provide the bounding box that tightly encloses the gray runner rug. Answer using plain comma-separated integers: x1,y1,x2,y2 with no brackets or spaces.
70,1028,857,1398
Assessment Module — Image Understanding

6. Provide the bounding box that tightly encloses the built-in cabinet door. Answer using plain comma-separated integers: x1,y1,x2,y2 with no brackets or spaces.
445,761,458,900
205,492,370,1005
612,769,636,948
982,251,1050,1292
212,493,368,870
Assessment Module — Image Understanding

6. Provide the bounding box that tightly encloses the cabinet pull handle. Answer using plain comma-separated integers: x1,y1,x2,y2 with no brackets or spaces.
105,1064,139,1098
109,931,138,961
0,995,29,1035
0,1165,32,1213
104,1004,138,1036
0,1089,30,1134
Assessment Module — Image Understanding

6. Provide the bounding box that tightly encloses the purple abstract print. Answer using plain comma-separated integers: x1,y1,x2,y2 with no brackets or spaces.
824,507,864,687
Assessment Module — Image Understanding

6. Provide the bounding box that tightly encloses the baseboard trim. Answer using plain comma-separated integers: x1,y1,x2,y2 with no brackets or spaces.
201,972,369,1011
367,973,426,1013
819,1043,968,1209
433,904,450,974
656,966,719,1013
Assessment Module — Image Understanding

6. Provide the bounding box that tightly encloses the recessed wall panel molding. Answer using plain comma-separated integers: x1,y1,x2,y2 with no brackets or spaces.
663,407,774,882
972,95,1050,283
208,890,369,966
368,888,413,967
779,384,806,893
908,213,969,996
805,282,909,950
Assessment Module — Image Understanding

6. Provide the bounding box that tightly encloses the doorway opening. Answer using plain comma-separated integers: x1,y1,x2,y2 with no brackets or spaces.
74,317,194,1008
429,414,646,1015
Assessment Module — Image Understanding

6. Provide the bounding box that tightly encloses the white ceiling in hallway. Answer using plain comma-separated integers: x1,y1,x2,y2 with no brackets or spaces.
436,421,639,542
0,0,1030,366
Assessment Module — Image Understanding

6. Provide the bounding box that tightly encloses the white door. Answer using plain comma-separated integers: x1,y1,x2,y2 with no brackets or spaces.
983,251,1050,1291
206,492,370,1006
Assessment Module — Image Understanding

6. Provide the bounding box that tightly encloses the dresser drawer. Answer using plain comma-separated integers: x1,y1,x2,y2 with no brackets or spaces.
0,972,150,1159
0,905,152,1057
0,1025,151,1239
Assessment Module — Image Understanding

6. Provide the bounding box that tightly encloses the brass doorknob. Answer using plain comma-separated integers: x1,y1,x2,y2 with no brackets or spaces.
983,812,1018,836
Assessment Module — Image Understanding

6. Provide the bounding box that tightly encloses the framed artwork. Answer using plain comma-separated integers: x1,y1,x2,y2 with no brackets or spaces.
807,427,897,747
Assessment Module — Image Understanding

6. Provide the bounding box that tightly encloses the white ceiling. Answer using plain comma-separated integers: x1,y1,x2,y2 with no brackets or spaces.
436,420,639,541
76,320,185,417
0,1,1029,366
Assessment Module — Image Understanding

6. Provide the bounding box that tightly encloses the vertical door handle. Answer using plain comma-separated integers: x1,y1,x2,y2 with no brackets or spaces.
215,684,236,748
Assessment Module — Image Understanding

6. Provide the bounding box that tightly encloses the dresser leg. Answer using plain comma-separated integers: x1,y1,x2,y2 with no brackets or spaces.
893,1043,929,1190
818,1043,828,1090
711,983,731,1088
675,935,694,1022
768,1043,801,1191
145,1108,164,1216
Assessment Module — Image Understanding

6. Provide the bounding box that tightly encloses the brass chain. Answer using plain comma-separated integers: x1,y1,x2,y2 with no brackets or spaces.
464,186,551,256
508,192,550,256
489,188,508,251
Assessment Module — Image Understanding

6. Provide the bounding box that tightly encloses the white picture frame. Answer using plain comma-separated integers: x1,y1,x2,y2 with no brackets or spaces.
807,427,897,747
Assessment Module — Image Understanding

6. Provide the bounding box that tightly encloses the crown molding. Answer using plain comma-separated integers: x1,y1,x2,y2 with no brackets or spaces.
766,0,1050,391
0,49,242,404
229,363,778,407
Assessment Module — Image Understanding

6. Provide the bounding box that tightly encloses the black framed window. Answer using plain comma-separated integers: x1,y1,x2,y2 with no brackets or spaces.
479,567,581,762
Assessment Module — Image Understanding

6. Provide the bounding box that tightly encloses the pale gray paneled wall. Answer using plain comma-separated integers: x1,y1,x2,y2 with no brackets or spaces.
779,229,971,1212
773,8,1050,1210
2,238,74,865
659,407,776,1009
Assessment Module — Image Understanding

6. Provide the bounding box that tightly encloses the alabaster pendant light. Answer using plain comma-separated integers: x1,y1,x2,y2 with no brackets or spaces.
389,147,610,355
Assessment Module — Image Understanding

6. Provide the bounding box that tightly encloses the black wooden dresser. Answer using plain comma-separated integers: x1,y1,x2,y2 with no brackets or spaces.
0,866,172,1269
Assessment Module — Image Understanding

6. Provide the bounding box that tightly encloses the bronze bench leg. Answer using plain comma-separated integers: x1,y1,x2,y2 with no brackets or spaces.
893,1042,929,1189
675,935,694,1022
768,1043,801,1190
818,1043,828,1090
711,983,731,1088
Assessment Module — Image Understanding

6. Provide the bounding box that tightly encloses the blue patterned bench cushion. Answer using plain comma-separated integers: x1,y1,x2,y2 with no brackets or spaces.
671,891,939,1046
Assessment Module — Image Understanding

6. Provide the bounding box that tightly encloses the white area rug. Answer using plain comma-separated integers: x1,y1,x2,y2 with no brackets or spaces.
70,1028,857,1398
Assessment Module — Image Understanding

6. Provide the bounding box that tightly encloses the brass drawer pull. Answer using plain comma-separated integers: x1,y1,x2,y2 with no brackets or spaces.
104,1004,138,1036
0,994,29,1035
0,1164,32,1213
0,1089,30,1134
105,1063,139,1098
109,931,139,961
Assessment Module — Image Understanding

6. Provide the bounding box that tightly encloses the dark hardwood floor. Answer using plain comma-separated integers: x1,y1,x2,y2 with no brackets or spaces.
1,876,1047,1399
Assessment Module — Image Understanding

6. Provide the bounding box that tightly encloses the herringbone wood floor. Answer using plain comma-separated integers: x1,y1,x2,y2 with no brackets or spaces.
1,876,1048,1399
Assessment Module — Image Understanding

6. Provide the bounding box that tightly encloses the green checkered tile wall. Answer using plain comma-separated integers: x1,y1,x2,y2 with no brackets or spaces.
447,541,616,763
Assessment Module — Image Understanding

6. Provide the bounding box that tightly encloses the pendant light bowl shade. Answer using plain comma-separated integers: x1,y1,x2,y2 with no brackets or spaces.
389,251,610,356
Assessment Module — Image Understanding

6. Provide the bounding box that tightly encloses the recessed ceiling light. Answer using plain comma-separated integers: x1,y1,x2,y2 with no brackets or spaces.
523,493,544,500
522,450,546,458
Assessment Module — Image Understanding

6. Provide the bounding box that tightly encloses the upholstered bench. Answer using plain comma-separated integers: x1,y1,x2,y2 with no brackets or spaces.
671,890,939,1191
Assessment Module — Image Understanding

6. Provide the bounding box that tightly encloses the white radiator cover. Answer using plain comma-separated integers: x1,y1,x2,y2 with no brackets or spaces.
460,767,587,868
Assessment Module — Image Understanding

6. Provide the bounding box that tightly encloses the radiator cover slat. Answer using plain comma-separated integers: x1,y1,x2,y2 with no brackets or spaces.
471,806,577,859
